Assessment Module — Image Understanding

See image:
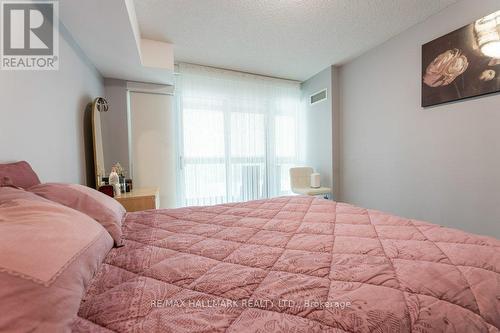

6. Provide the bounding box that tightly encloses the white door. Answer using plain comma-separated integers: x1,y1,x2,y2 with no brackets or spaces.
129,91,176,208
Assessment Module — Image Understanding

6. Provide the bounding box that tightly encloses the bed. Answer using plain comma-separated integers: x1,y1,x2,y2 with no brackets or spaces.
0,161,498,332
72,196,500,333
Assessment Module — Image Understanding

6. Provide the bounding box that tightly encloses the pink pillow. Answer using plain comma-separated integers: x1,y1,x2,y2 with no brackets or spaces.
29,183,126,246
0,176,14,187
0,187,113,332
0,161,41,189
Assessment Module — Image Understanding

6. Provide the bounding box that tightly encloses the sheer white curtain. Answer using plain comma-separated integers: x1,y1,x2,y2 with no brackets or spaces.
177,63,303,206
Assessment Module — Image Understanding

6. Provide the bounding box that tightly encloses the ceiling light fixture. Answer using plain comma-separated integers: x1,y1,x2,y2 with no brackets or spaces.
474,10,500,59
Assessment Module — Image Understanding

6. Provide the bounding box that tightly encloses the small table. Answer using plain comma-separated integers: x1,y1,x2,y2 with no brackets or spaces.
292,187,331,199
115,187,160,212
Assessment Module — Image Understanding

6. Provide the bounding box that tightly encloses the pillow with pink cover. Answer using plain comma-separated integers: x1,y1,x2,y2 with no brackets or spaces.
0,187,113,332
29,183,126,246
0,161,41,189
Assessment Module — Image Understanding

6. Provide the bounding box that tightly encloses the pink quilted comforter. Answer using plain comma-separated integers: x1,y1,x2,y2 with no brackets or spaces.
74,196,500,333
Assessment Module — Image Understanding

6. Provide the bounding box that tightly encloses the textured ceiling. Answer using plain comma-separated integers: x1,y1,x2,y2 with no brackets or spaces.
133,0,457,81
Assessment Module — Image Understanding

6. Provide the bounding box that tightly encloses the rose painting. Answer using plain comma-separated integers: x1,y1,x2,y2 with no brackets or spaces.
422,10,500,107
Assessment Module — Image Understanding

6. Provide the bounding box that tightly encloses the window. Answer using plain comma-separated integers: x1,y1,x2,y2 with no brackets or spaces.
177,64,302,206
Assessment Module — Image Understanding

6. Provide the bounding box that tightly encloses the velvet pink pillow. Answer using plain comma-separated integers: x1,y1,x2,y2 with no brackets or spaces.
29,183,126,246
0,161,41,189
0,187,113,332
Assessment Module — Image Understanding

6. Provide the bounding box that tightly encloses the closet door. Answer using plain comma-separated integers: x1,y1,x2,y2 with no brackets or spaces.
129,91,176,208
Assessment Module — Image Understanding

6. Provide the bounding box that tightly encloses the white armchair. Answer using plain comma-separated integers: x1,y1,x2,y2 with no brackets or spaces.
289,167,331,198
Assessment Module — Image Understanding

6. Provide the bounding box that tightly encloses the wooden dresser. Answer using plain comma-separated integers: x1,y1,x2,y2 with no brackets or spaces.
115,188,160,212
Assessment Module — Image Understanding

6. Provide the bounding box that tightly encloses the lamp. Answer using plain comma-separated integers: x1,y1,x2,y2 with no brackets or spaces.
474,10,500,59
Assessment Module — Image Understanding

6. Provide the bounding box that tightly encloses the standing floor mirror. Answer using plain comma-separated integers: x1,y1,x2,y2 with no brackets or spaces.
91,97,108,188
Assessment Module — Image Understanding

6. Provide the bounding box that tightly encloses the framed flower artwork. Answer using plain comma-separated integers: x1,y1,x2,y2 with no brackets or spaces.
422,10,500,107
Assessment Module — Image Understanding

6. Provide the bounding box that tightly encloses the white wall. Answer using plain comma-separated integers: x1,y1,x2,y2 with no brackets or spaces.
339,0,500,238
301,67,334,192
301,65,341,199
0,23,104,184
129,91,177,208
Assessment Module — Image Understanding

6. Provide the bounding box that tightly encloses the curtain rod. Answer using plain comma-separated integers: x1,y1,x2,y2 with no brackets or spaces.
176,62,301,84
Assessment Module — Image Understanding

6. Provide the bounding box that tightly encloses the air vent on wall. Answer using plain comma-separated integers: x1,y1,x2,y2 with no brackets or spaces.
310,89,327,105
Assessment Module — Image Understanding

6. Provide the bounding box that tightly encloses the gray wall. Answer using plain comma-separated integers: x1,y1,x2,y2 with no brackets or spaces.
102,78,130,174
301,67,334,193
339,0,500,238
0,24,103,184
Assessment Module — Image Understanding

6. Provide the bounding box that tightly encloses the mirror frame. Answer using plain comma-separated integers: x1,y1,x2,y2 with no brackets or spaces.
91,97,108,188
